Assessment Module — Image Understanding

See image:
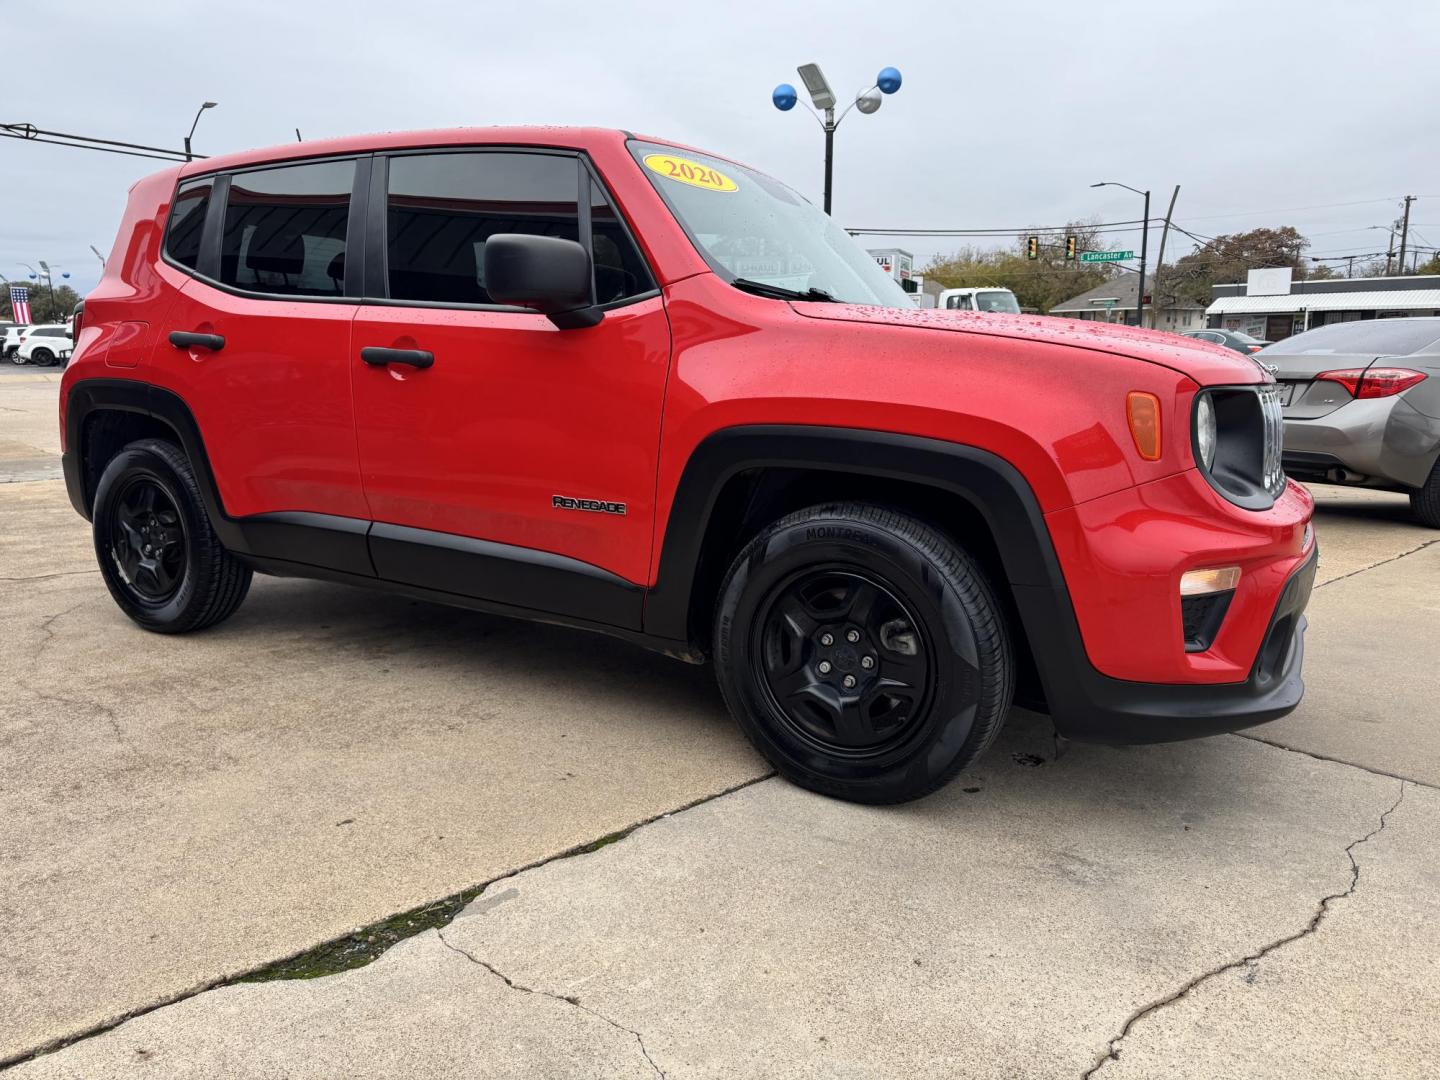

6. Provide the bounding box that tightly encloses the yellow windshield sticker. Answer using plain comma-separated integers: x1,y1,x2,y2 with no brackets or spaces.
643,153,738,193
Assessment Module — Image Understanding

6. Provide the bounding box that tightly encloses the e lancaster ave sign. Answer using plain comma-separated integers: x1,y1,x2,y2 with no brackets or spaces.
1080,250,1134,263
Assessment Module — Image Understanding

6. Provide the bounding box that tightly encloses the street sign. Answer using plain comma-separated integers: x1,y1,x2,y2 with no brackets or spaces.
1080,250,1134,263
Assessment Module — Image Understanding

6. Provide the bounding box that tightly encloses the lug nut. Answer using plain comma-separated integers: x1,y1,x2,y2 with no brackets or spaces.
817,660,832,674
861,656,875,670
842,674,857,689
846,629,861,643
819,632,834,646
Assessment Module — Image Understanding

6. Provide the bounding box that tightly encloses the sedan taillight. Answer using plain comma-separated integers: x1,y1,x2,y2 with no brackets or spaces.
1316,368,1427,399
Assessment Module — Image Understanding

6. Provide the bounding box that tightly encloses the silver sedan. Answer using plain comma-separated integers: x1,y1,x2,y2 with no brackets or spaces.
1266,318,1440,527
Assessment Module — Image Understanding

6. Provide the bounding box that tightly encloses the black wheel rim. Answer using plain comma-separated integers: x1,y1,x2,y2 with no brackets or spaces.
107,475,186,602
753,568,934,758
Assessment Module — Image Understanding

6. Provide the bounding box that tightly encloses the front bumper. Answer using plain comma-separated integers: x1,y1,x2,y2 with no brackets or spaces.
1018,542,1316,744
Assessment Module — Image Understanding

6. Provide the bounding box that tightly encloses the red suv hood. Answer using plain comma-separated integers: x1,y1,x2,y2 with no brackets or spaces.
791,303,1265,386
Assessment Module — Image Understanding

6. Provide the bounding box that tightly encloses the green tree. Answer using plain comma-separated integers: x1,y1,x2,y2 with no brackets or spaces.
1166,226,1311,306
0,281,81,324
923,221,1119,313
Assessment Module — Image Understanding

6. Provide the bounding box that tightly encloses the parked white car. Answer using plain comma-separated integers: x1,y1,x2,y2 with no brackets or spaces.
13,324,73,365
2,324,29,358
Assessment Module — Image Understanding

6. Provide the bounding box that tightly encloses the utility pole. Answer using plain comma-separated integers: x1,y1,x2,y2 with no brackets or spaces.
1397,195,1415,274
1149,185,1181,328
1136,189,1150,328
1345,255,1356,278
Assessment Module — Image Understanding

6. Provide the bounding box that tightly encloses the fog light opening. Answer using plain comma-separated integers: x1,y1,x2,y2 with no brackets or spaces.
1180,566,1241,597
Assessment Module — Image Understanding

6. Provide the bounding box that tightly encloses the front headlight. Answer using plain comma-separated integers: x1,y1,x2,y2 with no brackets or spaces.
1192,386,1285,510
1195,393,1217,471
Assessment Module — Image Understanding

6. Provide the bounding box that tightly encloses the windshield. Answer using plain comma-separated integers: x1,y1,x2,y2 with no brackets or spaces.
975,290,1020,314
629,140,911,308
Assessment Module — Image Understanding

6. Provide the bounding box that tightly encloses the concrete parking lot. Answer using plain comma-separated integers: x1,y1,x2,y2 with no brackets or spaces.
2,366,1437,1077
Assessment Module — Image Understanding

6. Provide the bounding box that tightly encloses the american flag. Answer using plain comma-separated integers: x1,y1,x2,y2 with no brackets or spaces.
9,286,30,325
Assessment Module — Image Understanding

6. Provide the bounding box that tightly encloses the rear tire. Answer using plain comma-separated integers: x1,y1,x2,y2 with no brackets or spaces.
31,347,55,366
92,439,252,633
1412,460,1440,528
713,503,1013,804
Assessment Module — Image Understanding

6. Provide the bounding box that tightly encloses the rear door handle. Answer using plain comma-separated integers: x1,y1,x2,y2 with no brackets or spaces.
361,346,434,369
169,331,225,351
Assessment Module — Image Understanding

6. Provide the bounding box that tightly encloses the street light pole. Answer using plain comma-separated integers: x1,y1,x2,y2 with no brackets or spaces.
823,111,835,215
37,260,57,315
183,101,218,161
1092,181,1151,327
774,65,902,217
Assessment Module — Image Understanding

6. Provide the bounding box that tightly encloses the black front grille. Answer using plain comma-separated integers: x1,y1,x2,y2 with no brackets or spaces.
1182,591,1233,653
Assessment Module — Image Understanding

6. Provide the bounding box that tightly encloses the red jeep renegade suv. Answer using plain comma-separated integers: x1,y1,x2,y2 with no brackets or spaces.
61,127,1316,803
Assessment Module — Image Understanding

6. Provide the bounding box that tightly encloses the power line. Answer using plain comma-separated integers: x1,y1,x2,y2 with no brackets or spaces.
1,122,200,163
1179,196,1405,222
847,217,1155,237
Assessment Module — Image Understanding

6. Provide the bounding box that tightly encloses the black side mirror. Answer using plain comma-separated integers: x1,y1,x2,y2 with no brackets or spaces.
483,234,602,330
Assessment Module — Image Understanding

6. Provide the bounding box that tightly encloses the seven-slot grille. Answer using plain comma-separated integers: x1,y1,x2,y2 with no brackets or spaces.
1259,385,1286,497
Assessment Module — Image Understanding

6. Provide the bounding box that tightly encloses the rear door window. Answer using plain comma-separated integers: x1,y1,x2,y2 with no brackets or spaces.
219,160,354,296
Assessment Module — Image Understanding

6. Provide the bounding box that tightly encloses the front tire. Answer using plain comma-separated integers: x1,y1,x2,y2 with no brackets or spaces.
92,439,252,632
1413,459,1440,528
713,503,1013,804
31,347,55,366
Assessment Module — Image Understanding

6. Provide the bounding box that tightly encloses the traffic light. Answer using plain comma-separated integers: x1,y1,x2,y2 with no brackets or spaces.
1026,235,1039,260
1065,235,1077,260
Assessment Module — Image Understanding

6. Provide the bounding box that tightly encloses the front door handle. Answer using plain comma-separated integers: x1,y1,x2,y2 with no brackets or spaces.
169,331,225,351
361,346,434,369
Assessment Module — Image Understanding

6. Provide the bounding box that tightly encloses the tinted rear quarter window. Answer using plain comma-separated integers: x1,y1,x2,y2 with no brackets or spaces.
165,179,211,271
220,160,354,296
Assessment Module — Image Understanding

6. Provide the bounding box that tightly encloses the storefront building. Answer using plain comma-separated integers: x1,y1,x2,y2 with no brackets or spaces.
1207,269,1440,341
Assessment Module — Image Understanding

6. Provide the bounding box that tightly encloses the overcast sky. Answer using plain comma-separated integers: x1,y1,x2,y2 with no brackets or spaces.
5,0,1439,297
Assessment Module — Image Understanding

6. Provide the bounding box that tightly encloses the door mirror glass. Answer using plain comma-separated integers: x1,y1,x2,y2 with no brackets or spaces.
484,234,601,329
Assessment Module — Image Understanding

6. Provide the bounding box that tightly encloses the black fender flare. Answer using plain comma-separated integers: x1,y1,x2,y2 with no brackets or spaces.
642,424,1071,643
62,377,373,575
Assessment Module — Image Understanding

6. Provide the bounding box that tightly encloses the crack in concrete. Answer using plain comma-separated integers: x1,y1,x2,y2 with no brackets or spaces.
437,931,666,1078
1234,732,1438,792
18,685,126,744
32,602,85,661
1312,537,1438,591
1080,780,1408,1078
0,569,99,583
0,773,771,1071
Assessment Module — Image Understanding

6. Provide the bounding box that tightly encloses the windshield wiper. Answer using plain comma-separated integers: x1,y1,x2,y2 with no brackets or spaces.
728,277,840,303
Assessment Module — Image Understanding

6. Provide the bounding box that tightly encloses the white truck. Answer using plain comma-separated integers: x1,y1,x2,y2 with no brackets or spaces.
936,287,1021,314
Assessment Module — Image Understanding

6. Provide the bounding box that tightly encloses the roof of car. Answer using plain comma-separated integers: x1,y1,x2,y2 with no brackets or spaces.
178,126,634,178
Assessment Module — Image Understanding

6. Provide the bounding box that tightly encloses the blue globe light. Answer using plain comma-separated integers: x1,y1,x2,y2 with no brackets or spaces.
28,273,36,280
61,271,71,279
877,66,902,94
772,83,798,111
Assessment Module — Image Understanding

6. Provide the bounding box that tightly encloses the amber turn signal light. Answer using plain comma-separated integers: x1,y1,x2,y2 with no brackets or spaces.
1126,392,1162,461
